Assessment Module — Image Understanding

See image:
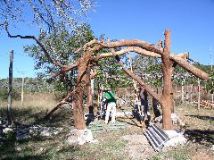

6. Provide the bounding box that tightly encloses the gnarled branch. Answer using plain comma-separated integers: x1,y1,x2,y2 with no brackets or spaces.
171,55,209,80
44,90,75,119
96,46,160,60
100,39,163,54
5,23,64,68
51,61,79,78
110,48,161,103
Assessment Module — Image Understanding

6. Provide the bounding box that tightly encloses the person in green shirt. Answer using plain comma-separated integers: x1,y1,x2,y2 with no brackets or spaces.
103,88,117,124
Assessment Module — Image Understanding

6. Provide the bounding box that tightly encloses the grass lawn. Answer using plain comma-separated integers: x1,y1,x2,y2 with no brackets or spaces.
0,94,213,160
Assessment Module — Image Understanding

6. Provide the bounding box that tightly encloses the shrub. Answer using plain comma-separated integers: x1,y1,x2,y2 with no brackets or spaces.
0,88,21,101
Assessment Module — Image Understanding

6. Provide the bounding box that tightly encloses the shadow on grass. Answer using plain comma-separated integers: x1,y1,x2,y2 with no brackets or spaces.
1,152,48,160
0,107,75,160
184,129,214,145
186,115,214,121
0,131,48,160
0,106,74,127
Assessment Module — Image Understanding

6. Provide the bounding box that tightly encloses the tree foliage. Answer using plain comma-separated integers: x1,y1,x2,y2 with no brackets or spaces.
132,55,162,88
96,56,132,91
0,0,95,93
24,23,94,91
0,0,94,32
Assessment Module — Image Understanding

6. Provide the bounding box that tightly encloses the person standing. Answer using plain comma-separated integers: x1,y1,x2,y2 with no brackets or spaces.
139,86,150,122
103,88,117,124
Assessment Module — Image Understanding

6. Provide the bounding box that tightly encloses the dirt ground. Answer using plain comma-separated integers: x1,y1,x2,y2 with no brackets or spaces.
0,98,214,160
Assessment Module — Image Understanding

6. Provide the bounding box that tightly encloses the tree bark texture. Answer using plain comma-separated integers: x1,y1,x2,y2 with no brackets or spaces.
73,52,91,129
161,30,173,130
171,56,209,80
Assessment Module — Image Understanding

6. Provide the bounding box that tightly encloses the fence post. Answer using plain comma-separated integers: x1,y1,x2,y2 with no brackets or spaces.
211,82,213,104
21,76,24,106
181,80,184,103
7,50,14,125
190,84,193,103
197,78,201,110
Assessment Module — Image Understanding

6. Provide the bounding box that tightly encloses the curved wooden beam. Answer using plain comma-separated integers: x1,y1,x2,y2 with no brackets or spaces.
171,56,209,80
96,47,160,60
101,40,163,54
96,47,209,80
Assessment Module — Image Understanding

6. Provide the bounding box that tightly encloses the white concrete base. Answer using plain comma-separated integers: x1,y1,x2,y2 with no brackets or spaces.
164,130,187,148
67,128,98,145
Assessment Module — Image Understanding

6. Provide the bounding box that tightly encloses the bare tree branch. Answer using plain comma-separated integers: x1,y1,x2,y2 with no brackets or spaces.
51,61,79,78
171,55,209,80
101,39,163,54
44,90,75,119
5,23,65,68
110,48,162,103
96,46,161,60
94,43,209,80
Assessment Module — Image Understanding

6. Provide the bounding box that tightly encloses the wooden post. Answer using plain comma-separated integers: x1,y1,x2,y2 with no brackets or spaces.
97,83,100,110
181,80,184,103
21,76,24,106
129,56,138,92
87,75,95,115
197,78,201,110
211,82,213,104
105,72,108,84
91,79,96,114
161,30,173,130
7,50,14,125
212,93,214,104
190,84,193,103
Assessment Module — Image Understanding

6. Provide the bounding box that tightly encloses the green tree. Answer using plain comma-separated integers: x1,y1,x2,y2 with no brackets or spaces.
96,56,132,91
132,55,162,90
0,0,94,33
24,23,94,92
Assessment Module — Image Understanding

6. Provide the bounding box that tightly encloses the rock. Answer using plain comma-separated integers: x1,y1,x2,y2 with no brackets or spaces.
30,125,63,137
3,127,13,134
16,146,22,152
67,128,97,145
16,125,63,140
171,113,185,126
40,128,51,137
39,147,44,152
164,130,187,148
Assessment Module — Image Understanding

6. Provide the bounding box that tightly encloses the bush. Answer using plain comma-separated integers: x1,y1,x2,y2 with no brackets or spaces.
0,88,21,101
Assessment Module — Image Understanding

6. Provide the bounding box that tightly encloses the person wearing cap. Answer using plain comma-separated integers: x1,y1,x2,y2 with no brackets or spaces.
103,88,117,124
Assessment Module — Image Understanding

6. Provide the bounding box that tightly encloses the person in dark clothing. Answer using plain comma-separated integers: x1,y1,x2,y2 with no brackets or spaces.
152,97,161,118
139,86,150,122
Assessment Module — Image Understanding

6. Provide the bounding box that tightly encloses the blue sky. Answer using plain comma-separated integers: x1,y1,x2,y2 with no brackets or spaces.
1,0,214,78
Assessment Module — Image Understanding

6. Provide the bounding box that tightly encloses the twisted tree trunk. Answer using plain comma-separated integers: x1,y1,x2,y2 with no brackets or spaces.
73,52,91,129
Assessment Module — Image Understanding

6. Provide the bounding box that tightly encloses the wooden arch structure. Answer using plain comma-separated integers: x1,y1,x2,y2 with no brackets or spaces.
48,30,209,130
